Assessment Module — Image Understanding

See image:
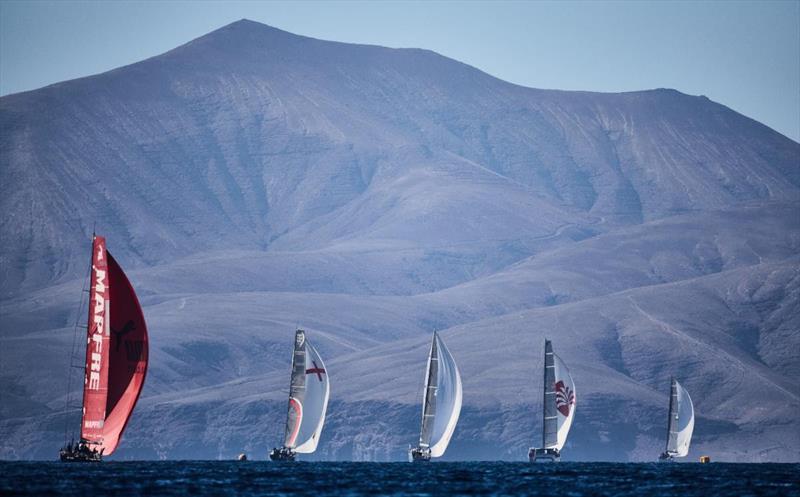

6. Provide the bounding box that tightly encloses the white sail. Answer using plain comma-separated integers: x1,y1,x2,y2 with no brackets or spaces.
552,352,576,451
292,339,330,453
419,332,463,458
668,379,694,457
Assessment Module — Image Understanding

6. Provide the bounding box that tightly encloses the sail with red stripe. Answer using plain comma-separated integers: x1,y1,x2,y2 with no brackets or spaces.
79,235,148,455
282,329,329,454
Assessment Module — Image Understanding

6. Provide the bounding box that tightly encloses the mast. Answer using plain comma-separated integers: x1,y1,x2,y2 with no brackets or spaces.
663,377,673,452
541,340,546,448
283,330,307,449
419,331,439,448
542,339,557,448
664,377,677,453
62,235,94,445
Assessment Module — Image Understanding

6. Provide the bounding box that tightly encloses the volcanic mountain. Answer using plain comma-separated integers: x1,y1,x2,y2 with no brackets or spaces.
1,19,798,461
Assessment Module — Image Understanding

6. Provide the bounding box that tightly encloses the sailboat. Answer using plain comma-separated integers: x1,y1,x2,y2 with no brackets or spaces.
658,377,695,461
528,339,576,462
59,235,149,462
270,329,330,461
409,331,463,462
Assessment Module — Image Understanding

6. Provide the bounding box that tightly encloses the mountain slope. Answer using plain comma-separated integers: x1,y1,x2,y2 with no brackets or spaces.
1,20,797,295
0,19,798,461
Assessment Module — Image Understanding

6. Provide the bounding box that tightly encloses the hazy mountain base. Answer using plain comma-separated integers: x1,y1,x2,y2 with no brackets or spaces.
1,205,797,461
1,20,799,461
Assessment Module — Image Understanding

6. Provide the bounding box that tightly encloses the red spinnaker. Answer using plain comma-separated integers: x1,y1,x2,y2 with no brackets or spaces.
80,236,148,455
101,251,148,454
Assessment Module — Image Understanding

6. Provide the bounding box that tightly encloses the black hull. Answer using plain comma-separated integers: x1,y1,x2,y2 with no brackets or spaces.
529,447,560,462
409,447,431,462
269,447,296,461
59,448,102,463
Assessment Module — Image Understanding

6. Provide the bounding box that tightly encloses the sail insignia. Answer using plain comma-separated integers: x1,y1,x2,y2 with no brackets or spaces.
552,352,576,451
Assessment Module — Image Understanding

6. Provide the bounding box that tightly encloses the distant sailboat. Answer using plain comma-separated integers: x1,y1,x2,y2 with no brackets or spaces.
529,339,576,462
659,377,695,461
60,235,149,462
409,331,463,462
270,329,330,461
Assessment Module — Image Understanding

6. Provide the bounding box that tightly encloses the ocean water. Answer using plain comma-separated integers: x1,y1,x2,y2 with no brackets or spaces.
0,461,797,496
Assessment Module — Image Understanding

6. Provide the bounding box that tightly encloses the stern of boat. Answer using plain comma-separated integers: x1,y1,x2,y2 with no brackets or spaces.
409,447,431,462
59,443,102,462
658,451,674,462
269,447,296,461
529,447,560,462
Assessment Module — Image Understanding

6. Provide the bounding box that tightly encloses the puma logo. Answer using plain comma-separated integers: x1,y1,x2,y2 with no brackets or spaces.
112,320,135,351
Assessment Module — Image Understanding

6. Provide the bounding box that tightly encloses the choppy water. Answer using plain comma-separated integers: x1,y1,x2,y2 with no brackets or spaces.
0,461,797,496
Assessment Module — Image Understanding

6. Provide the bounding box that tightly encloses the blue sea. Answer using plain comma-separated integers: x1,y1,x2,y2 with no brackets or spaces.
0,461,797,496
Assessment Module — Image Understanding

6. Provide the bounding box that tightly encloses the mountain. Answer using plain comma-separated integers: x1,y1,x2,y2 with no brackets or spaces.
0,19,798,461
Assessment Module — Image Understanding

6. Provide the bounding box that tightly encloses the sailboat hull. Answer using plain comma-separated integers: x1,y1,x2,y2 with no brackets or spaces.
529,447,560,462
269,447,296,461
59,446,102,462
409,447,431,462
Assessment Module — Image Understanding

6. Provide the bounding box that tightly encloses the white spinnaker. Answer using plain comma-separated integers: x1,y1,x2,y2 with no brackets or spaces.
428,333,463,458
672,380,694,457
553,353,576,451
293,340,330,453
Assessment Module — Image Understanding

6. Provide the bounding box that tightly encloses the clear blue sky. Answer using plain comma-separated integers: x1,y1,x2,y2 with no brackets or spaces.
1,0,798,141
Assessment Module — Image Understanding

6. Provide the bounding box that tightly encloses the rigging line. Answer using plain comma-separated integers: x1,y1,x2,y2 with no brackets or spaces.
62,238,92,446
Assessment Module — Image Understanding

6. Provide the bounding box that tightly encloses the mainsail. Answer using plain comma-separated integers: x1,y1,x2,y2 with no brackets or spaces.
418,331,462,458
541,340,576,451
79,235,148,455
664,378,694,458
282,330,330,454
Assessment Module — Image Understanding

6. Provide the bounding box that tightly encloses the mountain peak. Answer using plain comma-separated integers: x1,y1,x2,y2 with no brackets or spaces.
165,18,322,61
212,18,302,38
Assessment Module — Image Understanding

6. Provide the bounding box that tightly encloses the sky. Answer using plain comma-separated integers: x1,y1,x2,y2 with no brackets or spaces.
1,0,798,141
